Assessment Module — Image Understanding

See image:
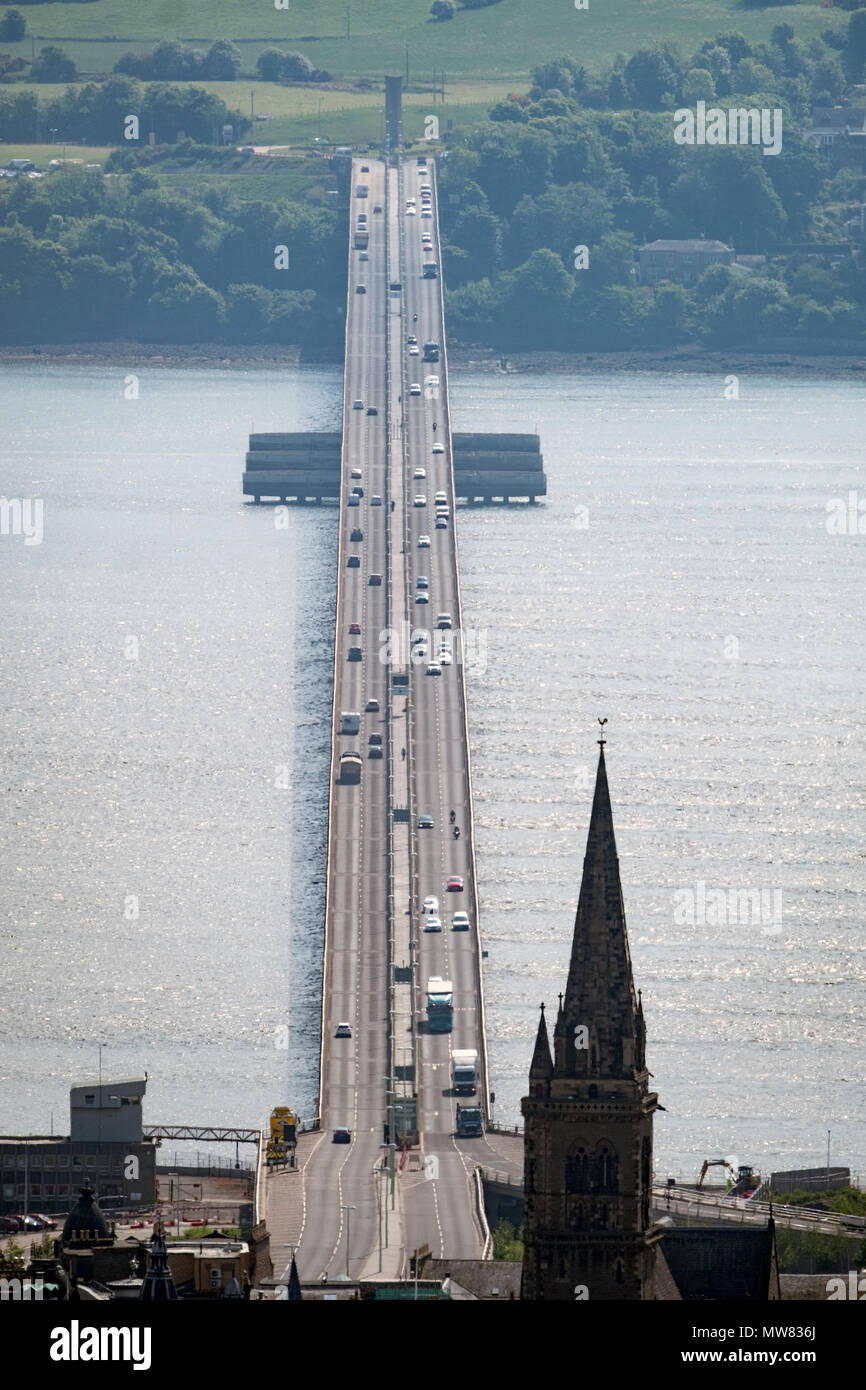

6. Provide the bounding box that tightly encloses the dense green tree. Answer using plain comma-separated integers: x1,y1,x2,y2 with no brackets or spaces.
843,10,866,82
256,48,283,82
203,40,241,81
279,51,315,81
430,0,455,19
0,9,25,41
30,45,77,84
624,44,682,109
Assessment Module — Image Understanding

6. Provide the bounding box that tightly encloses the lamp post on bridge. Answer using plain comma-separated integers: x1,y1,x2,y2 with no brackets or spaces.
341,1204,356,1280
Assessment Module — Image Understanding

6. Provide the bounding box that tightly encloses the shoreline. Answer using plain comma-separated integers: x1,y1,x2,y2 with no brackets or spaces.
2,341,866,379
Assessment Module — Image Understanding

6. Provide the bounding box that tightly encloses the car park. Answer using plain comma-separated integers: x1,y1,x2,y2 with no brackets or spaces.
424,915,442,932
447,876,464,892
418,814,434,829
333,1127,352,1143
423,896,439,914
452,911,470,930
335,1022,352,1038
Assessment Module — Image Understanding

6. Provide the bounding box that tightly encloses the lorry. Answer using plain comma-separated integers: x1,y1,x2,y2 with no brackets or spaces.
422,340,440,361
339,752,362,784
455,1103,483,1137
451,1049,478,1095
426,977,453,1033
339,711,361,735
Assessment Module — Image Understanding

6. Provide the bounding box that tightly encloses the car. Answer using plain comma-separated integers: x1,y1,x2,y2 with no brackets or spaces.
413,467,426,479
432,443,445,454
333,1127,352,1143
351,467,362,478
418,534,431,547
366,406,378,416
335,1022,352,1038
413,644,428,662
353,400,364,410
369,573,382,586
439,650,452,664
421,209,433,219
0,1216,20,1234
423,896,439,914
405,206,416,215
435,516,448,529
350,527,363,542
347,554,360,567
348,646,362,661
413,496,427,507
416,576,429,589
434,491,447,504
373,204,383,213
359,251,369,261
452,911,471,931
347,496,360,509
418,814,435,829
424,915,442,932
447,875,464,892
425,376,440,388
369,732,382,746
427,662,442,675
356,284,366,294
409,383,421,396
368,745,383,759
371,495,382,506
437,613,452,629
352,486,364,498
366,697,379,712
361,165,370,172
415,593,429,604
408,345,420,356
349,622,361,635
407,335,418,345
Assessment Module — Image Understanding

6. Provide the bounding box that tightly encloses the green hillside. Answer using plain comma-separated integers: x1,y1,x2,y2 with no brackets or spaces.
9,0,836,81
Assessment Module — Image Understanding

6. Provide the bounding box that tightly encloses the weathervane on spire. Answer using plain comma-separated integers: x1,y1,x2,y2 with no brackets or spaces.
597,716,608,747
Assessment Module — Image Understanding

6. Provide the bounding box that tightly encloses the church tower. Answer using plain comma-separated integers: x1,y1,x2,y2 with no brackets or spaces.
521,733,660,1300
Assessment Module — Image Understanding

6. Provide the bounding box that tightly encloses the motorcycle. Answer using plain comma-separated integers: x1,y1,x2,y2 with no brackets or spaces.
453,826,460,840
449,809,456,824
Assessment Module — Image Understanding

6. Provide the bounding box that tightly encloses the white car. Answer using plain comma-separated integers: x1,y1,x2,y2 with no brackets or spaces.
413,467,426,479
351,467,362,478
418,534,431,547
435,516,448,529
421,209,433,219
432,443,444,454
452,912,470,931
426,662,442,676
424,915,442,932
413,495,427,507
425,376,440,388
408,345,420,355
434,490,447,504
423,896,439,914
406,206,416,215
409,383,421,396
438,650,452,665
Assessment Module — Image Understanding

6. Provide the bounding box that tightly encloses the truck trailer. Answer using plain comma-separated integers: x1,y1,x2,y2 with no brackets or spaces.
426,977,453,1033
451,1049,478,1095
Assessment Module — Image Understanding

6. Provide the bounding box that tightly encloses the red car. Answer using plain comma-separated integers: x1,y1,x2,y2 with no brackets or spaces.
446,876,464,892
31,1213,57,1230
349,622,361,635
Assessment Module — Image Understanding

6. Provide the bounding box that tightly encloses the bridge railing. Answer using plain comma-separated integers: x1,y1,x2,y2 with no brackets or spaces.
474,1167,493,1260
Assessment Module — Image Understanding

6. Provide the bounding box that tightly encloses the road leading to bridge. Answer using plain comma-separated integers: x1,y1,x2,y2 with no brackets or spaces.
271,156,500,1281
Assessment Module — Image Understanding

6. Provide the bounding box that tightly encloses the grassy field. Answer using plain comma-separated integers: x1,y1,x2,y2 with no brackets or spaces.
0,142,112,165
4,0,837,81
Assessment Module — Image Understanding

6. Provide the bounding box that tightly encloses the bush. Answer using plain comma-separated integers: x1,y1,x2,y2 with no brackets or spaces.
0,9,26,41
431,0,456,18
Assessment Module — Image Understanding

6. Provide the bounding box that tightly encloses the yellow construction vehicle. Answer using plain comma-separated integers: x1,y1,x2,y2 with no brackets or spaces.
697,1159,759,1194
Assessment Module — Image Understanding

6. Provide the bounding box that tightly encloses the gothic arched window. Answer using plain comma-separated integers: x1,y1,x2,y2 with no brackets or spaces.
594,1143,619,1193
565,1146,589,1193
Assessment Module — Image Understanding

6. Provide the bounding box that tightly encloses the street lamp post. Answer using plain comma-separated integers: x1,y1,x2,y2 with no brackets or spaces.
341,1204,356,1279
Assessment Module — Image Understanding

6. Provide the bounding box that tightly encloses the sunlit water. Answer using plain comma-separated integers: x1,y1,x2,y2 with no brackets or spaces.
1,362,864,1184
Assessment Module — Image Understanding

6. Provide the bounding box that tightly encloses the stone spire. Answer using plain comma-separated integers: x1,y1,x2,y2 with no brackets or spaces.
559,739,642,1081
529,1003,553,1082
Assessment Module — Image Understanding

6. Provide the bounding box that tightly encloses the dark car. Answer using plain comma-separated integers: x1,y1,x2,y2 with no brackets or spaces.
333,1127,352,1144
0,1215,20,1233
356,284,366,294
366,406,378,416
369,733,382,746
347,555,360,568
373,204,383,213
368,746,383,760
418,814,434,830
366,698,379,712
369,573,382,586
348,647,362,662
350,527,363,542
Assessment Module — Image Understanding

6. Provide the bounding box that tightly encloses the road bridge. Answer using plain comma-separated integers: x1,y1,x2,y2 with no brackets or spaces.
258,156,535,1283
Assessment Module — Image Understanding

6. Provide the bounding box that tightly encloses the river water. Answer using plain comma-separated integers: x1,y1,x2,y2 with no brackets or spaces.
1,361,864,1183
